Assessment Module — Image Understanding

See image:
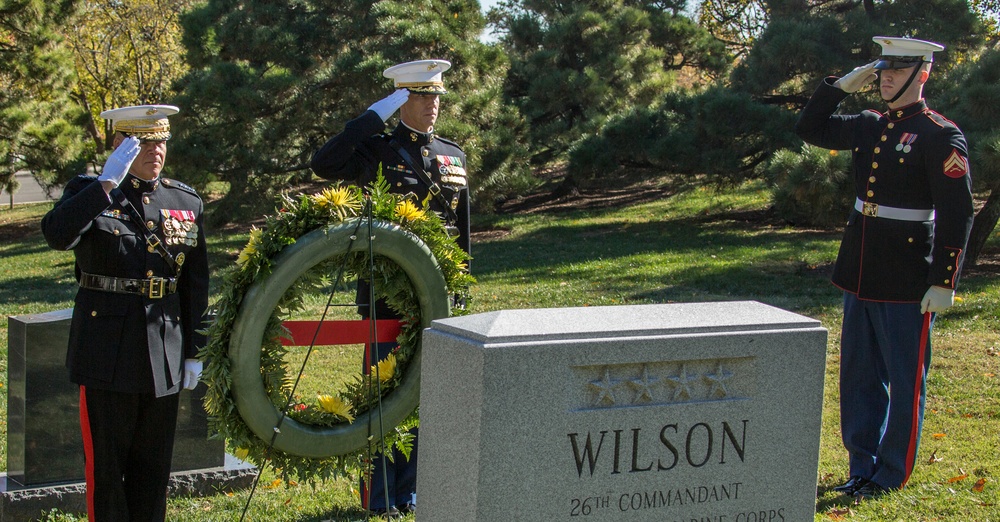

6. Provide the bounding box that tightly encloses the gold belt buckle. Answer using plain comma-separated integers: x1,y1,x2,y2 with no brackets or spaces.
862,201,878,218
148,277,166,299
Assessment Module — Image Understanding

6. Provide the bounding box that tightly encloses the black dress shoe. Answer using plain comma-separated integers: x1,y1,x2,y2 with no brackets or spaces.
833,476,868,495
370,506,400,518
853,481,888,500
398,503,415,514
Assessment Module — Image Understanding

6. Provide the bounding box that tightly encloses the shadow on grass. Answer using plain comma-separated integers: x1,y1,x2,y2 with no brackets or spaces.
473,207,845,315
307,507,378,522
0,242,53,258
0,274,77,307
815,486,859,514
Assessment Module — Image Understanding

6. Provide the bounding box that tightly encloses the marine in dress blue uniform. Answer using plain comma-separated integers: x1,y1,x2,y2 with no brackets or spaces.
795,37,974,499
311,59,470,516
41,105,209,521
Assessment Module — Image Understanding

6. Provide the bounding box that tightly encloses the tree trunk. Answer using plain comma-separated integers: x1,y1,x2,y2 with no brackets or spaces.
965,186,1000,267
552,173,580,199
73,90,105,153
863,0,877,17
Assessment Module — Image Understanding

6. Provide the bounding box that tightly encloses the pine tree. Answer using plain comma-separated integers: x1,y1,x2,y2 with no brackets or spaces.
933,47,1000,266
695,0,767,60
730,0,985,104
570,0,997,213
0,0,89,194
734,0,1000,265
496,0,730,173
569,85,799,182
172,0,527,221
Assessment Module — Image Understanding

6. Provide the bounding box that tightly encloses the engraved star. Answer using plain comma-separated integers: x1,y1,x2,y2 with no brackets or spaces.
627,365,658,403
667,364,696,401
588,368,619,406
704,362,734,398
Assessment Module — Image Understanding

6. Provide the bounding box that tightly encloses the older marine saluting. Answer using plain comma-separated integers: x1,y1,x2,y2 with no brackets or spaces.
41,105,209,521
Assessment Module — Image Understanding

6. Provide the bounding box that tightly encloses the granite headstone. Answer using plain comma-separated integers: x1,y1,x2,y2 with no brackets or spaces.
417,301,827,521
6,309,233,486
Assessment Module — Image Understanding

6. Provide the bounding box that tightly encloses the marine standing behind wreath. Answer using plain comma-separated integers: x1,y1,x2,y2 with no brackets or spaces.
795,37,973,500
41,105,209,521
310,59,471,517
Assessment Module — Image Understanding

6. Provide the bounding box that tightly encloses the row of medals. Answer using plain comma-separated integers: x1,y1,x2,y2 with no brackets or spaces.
161,216,198,247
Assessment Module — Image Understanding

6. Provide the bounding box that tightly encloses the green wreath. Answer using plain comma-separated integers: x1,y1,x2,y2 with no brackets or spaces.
201,173,473,484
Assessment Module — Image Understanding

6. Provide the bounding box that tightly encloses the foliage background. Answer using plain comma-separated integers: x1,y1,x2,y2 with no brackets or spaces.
66,0,194,154
2,0,1000,519
170,0,532,223
3,0,1000,261
0,0,88,198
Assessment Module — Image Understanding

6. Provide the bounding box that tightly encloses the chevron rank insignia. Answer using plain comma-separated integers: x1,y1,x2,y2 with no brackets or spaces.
943,149,969,179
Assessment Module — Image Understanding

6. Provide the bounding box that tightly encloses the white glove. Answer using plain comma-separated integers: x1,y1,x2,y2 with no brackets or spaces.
97,136,141,187
367,89,410,121
182,358,203,390
920,286,955,314
833,61,879,93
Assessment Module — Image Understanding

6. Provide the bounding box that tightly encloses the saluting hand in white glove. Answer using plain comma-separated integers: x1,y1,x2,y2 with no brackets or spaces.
920,285,955,314
368,89,410,122
833,61,879,93
182,358,203,390
97,136,141,187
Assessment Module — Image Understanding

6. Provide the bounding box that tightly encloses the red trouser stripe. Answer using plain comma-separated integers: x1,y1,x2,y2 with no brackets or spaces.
79,386,96,522
902,312,932,487
360,472,370,509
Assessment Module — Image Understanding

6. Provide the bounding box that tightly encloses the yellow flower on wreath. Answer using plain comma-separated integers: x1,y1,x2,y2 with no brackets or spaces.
313,186,361,219
438,249,468,272
371,353,397,383
317,394,355,423
236,227,263,267
394,200,426,223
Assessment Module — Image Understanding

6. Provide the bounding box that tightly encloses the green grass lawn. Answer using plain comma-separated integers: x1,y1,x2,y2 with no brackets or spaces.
2,177,999,521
